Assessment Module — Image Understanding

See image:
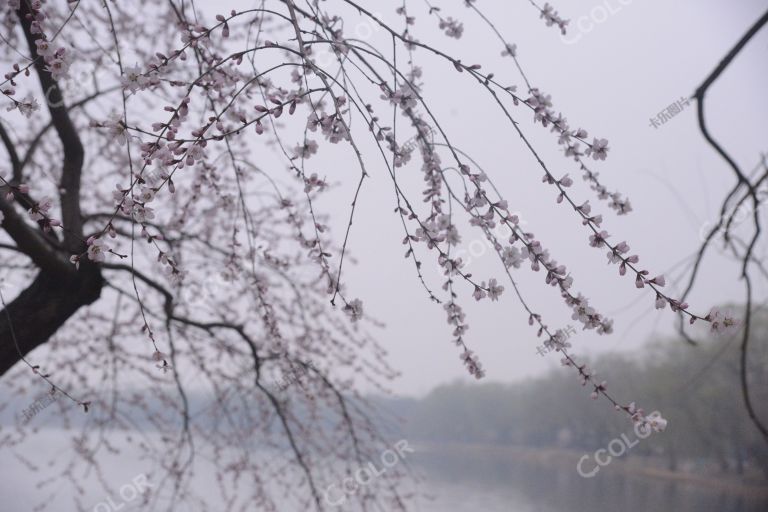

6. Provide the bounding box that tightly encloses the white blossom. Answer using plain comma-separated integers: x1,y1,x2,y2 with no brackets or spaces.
87,237,110,262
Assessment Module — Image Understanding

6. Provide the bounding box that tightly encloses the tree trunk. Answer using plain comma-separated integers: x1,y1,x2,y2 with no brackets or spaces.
0,266,102,375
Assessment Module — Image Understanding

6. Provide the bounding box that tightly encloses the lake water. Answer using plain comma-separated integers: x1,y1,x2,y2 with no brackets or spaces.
1,430,765,511
409,445,768,512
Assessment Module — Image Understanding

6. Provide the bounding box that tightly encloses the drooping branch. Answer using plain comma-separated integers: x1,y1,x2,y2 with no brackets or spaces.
687,7,768,443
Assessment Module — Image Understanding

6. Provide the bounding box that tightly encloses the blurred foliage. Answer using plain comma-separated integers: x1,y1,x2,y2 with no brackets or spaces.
379,315,768,477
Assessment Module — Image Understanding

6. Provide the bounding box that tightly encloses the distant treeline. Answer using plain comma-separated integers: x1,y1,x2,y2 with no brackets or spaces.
376,322,768,478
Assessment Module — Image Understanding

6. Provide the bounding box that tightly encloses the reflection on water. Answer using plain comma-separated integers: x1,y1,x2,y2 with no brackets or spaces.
410,444,768,512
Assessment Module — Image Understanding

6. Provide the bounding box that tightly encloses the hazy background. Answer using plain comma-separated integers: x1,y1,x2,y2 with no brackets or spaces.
2,0,767,510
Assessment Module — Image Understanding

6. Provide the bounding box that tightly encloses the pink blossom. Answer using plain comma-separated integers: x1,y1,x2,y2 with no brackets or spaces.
707,307,741,337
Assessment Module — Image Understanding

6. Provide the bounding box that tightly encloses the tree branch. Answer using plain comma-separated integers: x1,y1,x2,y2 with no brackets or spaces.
0,120,22,181
0,193,71,273
691,7,768,443
17,1,85,252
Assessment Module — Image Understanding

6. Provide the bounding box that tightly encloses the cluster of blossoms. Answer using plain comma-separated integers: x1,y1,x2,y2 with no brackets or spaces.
460,348,484,378
120,64,161,94
1,0,74,117
294,139,319,159
425,3,464,39
538,2,569,34
0,180,63,232
4,90,39,118
34,36,70,81
706,307,741,336
461,179,614,335
472,278,504,301
628,403,669,433
100,114,129,146
113,184,157,224
382,130,413,168
381,84,419,111
596,227,691,314
3,0,73,119
525,88,632,215
376,76,494,376
414,215,459,249
343,298,363,321
307,109,351,145
303,173,327,193
438,17,464,39
543,328,572,353
444,300,485,379
84,236,110,264
27,195,53,222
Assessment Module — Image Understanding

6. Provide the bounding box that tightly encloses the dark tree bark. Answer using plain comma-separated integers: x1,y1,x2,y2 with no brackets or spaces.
0,265,103,376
